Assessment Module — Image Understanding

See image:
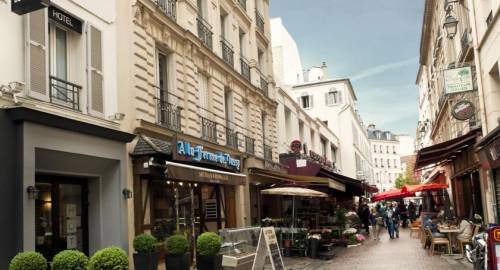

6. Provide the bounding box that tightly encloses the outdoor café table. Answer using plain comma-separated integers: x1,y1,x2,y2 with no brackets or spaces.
437,225,460,254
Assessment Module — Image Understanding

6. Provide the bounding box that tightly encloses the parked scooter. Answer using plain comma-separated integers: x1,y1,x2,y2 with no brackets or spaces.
465,215,487,270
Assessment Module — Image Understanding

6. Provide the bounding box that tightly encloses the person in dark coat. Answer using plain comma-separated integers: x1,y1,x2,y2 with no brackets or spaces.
408,202,417,222
360,204,371,234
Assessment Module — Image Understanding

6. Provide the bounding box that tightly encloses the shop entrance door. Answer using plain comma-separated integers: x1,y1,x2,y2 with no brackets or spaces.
35,176,88,261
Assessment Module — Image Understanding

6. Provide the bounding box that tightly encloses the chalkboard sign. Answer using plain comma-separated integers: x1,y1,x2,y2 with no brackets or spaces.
251,227,285,270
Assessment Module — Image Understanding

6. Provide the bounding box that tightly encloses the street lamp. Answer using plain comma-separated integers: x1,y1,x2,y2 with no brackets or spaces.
443,15,459,39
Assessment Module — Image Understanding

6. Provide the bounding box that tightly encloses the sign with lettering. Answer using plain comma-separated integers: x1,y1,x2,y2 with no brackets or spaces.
309,150,334,169
252,227,285,270
49,6,82,33
11,0,50,15
444,66,474,94
290,140,302,154
451,100,475,121
328,179,346,192
175,140,241,172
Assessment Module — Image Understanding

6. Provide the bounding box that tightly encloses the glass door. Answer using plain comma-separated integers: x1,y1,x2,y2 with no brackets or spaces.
35,177,88,261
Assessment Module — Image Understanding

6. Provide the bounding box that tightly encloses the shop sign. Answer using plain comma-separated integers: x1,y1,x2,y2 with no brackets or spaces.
290,140,302,154
252,227,285,270
451,100,475,121
492,228,500,242
176,140,241,171
49,6,82,34
11,0,50,15
309,150,333,169
489,143,500,161
328,179,346,192
444,66,474,94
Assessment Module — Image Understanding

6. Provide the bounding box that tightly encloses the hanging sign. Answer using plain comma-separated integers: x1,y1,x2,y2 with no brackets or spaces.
252,227,285,270
290,140,302,154
48,6,83,34
451,100,475,120
444,66,474,94
11,0,50,15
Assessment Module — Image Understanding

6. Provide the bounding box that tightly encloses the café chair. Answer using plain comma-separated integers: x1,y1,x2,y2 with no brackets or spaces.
426,228,450,255
457,225,480,255
410,221,421,238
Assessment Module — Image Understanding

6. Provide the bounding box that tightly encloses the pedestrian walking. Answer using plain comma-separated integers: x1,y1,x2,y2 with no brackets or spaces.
371,206,383,241
399,202,408,228
360,204,371,234
408,202,416,222
385,202,400,239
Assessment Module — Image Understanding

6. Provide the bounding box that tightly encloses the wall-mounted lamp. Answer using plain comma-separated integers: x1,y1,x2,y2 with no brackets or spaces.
122,188,133,199
26,186,39,200
443,15,459,39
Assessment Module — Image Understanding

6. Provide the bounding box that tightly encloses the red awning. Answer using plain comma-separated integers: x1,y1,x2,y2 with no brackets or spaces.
415,129,480,169
371,188,414,202
403,183,448,193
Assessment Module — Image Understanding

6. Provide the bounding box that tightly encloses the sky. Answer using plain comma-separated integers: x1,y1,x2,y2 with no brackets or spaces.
269,0,425,136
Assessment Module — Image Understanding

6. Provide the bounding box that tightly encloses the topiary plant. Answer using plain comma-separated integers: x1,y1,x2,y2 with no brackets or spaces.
88,246,128,270
196,232,222,256
133,233,157,254
52,250,88,270
8,251,47,270
165,234,189,256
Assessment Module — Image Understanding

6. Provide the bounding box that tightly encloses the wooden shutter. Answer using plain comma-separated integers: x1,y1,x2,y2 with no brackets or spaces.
27,9,49,101
87,25,104,116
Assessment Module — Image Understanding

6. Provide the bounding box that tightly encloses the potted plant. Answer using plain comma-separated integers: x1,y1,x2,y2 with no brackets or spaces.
88,246,129,270
133,233,158,270
51,250,88,270
165,234,190,270
196,232,222,270
8,251,47,270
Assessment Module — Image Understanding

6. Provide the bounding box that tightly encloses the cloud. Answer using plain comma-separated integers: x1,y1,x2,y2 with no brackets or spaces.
350,57,418,82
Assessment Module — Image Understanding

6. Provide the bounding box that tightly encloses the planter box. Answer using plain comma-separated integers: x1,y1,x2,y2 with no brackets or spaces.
165,252,190,270
347,243,361,248
196,254,222,270
134,252,158,270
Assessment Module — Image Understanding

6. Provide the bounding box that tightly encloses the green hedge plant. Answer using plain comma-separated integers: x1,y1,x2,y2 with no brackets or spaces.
133,233,157,254
196,232,222,256
88,247,128,270
8,251,47,270
51,250,88,270
165,234,189,256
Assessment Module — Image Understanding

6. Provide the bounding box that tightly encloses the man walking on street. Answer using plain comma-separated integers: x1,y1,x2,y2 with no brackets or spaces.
385,202,400,239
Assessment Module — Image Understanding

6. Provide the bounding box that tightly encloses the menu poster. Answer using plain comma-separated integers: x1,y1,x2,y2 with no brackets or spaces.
251,227,285,270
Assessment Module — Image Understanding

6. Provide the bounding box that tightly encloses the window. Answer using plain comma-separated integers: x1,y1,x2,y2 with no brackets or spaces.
330,146,337,163
373,145,377,153
374,158,378,167
386,146,389,153
198,73,209,117
310,129,315,150
197,0,206,17
320,138,327,156
224,89,233,123
387,159,390,168
220,9,228,39
258,48,265,73
325,89,342,105
394,159,398,168
299,120,305,142
300,95,313,109
261,112,266,140
50,26,68,82
239,29,246,57
393,146,396,154
157,51,171,102
379,145,383,153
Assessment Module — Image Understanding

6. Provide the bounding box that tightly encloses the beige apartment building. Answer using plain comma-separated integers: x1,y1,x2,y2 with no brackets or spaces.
115,0,281,261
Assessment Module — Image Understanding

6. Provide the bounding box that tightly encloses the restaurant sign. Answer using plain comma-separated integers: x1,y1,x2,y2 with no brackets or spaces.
451,100,475,121
290,140,302,154
444,66,474,94
11,0,50,15
309,150,334,169
176,140,241,172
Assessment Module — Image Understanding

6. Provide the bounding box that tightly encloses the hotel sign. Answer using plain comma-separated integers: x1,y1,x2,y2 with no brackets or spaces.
11,0,50,15
444,66,474,94
175,140,241,172
49,6,82,33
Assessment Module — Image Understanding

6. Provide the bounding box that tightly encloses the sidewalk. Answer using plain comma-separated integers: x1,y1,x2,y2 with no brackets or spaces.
275,228,473,270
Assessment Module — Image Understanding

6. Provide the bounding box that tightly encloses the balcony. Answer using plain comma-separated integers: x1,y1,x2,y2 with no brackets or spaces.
201,116,217,143
245,136,255,155
197,17,213,50
226,127,238,149
240,56,251,81
260,76,268,96
49,76,82,111
255,10,264,33
156,97,182,132
238,0,246,11
263,144,272,161
220,37,234,67
153,0,176,20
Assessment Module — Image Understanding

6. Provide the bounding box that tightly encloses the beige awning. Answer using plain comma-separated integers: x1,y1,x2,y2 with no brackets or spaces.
165,161,246,185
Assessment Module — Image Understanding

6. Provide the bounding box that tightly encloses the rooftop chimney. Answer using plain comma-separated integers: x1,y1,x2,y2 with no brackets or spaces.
321,62,327,80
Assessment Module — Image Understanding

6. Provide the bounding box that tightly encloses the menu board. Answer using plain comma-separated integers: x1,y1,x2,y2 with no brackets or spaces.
252,227,285,270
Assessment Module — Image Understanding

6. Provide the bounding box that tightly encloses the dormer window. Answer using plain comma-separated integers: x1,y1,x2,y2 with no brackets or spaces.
325,88,342,105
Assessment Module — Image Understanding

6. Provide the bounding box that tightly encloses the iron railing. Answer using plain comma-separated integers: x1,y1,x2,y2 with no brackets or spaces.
226,127,238,149
220,37,234,67
238,0,246,11
260,75,268,96
245,136,255,155
197,17,213,50
255,10,264,33
201,116,217,143
240,56,251,81
156,97,182,132
263,144,272,161
153,0,176,20
49,76,81,111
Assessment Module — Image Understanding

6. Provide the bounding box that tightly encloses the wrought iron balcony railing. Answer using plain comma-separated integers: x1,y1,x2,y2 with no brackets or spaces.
153,0,176,20
49,76,82,111
240,56,251,81
255,10,264,33
226,127,238,149
156,97,182,132
197,17,213,50
263,144,272,161
220,37,234,67
260,75,268,96
245,136,255,155
201,116,217,143
238,0,246,11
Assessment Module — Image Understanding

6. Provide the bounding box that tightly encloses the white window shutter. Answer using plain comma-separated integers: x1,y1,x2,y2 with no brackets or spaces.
324,92,329,105
338,91,343,104
309,95,314,108
296,96,301,106
26,9,49,101
87,25,104,116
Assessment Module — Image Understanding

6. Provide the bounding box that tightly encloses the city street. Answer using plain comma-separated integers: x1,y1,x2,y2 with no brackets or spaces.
281,229,472,270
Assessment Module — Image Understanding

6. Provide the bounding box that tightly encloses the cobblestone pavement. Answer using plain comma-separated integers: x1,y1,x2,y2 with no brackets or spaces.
281,228,473,270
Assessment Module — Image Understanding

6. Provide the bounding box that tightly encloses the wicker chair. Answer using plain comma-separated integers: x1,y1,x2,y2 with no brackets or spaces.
426,228,450,255
457,225,480,255
410,221,421,238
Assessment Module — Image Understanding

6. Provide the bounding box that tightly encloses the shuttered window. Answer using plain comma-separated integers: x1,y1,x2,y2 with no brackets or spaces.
28,9,48,100
88,25,104,115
